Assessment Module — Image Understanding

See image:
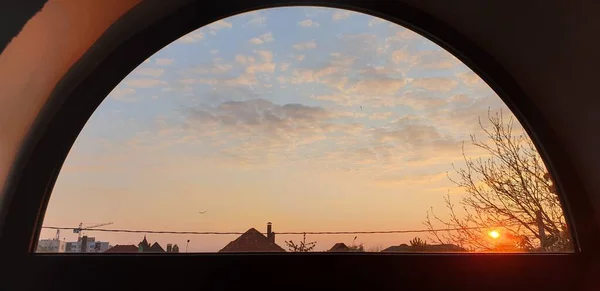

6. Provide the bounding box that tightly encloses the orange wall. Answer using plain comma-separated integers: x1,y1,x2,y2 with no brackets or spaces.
0,0,140,194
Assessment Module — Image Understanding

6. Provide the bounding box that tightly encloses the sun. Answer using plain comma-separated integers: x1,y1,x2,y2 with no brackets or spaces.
489,230,500,239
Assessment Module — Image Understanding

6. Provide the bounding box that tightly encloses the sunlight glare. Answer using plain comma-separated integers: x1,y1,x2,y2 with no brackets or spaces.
488,230,500,239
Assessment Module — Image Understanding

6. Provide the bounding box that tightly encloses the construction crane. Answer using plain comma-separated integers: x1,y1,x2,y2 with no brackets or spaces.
73,222,113,241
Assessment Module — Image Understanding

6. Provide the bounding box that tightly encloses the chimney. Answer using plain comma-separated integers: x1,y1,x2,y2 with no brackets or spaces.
267,222,275,243
81,236,88,253
167,244,173,253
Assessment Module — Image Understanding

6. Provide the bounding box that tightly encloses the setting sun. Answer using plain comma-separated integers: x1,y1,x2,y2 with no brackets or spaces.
489,230,500,239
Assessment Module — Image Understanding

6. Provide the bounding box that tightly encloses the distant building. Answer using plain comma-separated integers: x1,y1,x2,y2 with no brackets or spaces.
104,235,177,253
328,243,351,252
382,243,466,253
37,239,66,253
65,236,110,253
219,222,285,252
166,243,180,253
137,235,166,253
104,244,139,253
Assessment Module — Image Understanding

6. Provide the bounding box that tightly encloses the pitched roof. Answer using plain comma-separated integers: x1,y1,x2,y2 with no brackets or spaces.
147,242,165,253
104,244,139,253
328,243,351,252
219,228,285,253
138,235,150,250
382,243,466,253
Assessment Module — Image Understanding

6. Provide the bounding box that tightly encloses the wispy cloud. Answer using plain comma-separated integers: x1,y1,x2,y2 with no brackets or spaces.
293,40,317,50
410,77,458,92
134,68,165,77
124,79,166,88
109,87,136,101
248,32,275,45
155,58,174,65
177,31,205,43
298,19,320,27
248,15,267,26
332,10,353,21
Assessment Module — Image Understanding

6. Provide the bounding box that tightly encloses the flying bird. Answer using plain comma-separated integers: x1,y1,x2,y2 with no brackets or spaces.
198,211,207,214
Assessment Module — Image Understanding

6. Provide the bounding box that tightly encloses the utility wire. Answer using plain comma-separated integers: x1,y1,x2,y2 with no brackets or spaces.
41,226,494,236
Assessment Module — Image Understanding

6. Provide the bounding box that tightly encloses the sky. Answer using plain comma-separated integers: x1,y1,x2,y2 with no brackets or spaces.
40,7,518,252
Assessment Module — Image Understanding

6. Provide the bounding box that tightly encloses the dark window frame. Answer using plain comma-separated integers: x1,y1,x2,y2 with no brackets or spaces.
0,0,597,290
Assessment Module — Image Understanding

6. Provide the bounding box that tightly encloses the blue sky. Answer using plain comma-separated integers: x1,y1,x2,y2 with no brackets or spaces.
41,7,516,252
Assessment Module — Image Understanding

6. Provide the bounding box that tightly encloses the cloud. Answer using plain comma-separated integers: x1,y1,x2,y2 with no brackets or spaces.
458,71,486,87
124,79,166,88
332,10,353,21
298,19,320,27
109,87,136,101
296,55,305,62
293,41,317,50
210,50,219,54
415,50,460,69
134,68,165,77
279,63,291,71
183,99,365,164
248,32,275,45
391,49,410,64
209,20,232,30
368,17,384,27
373,117,461,158
155,58,174,66
348,78,406,96
235,54,255,65
189,62,233,75
400,91,448,110
369,112,393,120
255,50,273,63
177,32,205,43
248,15,267,26
410,77,458,92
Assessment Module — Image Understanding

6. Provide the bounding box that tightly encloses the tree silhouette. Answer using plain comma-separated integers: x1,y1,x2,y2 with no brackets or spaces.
409,237,427,250
424,110,571,252
285,233,316,252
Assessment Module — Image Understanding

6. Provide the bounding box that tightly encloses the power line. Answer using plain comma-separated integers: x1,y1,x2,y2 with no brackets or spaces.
41,226,492,236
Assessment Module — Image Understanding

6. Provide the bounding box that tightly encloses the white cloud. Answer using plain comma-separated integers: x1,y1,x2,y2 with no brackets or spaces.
248,16,267,26
293,41,317,50
279,63,291,71
248,32,274,45
249,38,264,45
410,77,458,92
235,54,255,65
109,87,136,101
458,71,486,87
296,55,305,62
369,112,393,120
210,50,219,54
177,32,205,43
246,62,276,74
209,20,232,30
391,49,411,64
124,79,166,88
255,50,273,63
348,78,406,96
332,10,353,21
155,58,174,66
134,68,165,77
191,63,233,75
298,19,320,27
368,17,384,27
